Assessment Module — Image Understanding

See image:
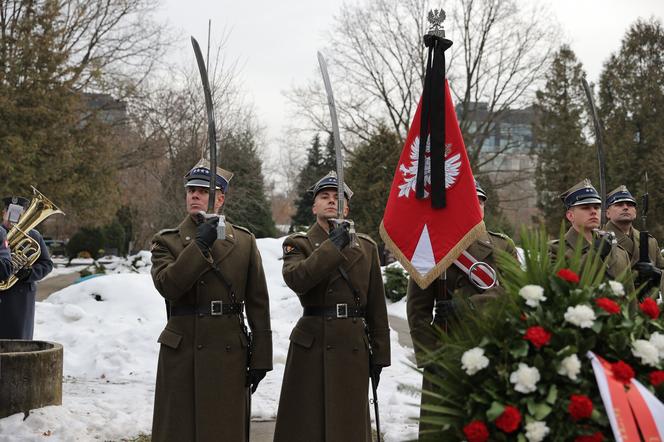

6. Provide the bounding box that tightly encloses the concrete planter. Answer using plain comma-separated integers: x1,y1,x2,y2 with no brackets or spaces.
0,340,63,418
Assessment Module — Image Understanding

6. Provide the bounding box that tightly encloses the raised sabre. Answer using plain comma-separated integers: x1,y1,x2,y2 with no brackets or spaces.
191,36,226,239
316,51,358,247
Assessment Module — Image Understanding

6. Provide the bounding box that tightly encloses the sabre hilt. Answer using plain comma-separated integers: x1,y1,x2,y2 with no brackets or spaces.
331,218,358,248
198,211,226,241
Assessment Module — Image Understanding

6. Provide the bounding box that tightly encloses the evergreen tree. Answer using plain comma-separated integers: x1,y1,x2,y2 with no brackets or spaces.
290,134,336,230
533,45,594,235
599,18,664,237
345,125,402,243
221,130,277,238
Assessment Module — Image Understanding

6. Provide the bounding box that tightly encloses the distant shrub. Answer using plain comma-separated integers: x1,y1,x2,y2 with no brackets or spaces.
384,265,408,302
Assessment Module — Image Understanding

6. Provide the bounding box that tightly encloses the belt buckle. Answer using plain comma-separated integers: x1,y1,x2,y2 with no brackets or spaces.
211,300,223,316
336,303,348,318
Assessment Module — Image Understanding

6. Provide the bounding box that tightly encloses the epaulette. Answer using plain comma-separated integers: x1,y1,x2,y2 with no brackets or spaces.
357,233,377,246
233,225,254,236
157,228,179,236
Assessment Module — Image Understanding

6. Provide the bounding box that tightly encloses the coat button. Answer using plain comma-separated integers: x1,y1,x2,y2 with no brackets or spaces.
326,345,333,350
226,345,231,352
326,316,332,321
197,344,203,350
198,313,204,318
327,289,333,294
185,236,191,241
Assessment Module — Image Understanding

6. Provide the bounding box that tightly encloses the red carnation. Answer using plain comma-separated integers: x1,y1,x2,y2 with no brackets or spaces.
557,268,580,283
649,370,664,387
568,394,593,421
523,326,552,349
639,298,660,319
611,360,635,385
594,297,621,314
494,405,521,433
575,432,605,442
463,420,489,442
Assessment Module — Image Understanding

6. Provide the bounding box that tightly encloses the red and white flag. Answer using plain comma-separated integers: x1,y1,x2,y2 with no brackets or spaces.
380,79,484,289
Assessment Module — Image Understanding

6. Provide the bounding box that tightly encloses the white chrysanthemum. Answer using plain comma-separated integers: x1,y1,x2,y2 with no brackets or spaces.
649,332,664,359
564,305,596,328
509,363,540,394
525,421,550,442
461,347,490,375
632,339,661,366
608,280,625,297
557,354,581,381
519,284,547,307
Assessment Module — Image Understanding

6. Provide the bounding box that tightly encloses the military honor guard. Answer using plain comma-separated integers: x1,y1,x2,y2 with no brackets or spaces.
604,185,664,297
150,160,273,442
406,180,518,438
550,179,634,292
0,196,53,339
273,172,391,442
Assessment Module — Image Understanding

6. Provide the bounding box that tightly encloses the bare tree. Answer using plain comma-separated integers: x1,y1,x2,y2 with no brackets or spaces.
285,0,558,180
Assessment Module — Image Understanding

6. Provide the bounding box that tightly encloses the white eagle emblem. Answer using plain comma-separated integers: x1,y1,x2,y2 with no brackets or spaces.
398,135,462,198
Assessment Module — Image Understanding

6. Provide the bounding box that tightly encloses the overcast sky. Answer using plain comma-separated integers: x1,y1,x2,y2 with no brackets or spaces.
158,0,664,183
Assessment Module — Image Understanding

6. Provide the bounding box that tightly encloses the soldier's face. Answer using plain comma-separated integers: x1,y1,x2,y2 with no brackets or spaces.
186,186,225,215
606,201,636,223
478,198,485,219
312,189,349,220
566,203,601,231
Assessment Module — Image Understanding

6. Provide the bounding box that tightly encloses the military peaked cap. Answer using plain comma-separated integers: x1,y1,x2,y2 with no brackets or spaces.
560,179,601,209
309,171,354,200
184,159,233,193
475,179,487,201
606,185,637,207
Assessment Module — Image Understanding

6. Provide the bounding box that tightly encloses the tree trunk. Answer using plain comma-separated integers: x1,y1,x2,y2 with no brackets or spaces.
0,340,63,418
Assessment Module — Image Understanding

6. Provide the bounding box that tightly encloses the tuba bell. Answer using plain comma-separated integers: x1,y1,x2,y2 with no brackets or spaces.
0,187,64,290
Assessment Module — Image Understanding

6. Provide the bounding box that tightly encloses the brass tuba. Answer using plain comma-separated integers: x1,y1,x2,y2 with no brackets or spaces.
0,187,64,290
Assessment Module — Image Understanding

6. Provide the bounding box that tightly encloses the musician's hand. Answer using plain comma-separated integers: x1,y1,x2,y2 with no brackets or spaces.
329,221,351,250
246,368,268,394
15,266,32,282
195,215,219,251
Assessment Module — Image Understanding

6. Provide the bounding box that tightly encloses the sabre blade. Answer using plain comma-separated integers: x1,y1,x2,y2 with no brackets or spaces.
317,51,345,220
191,36,218,214
581,77,607,226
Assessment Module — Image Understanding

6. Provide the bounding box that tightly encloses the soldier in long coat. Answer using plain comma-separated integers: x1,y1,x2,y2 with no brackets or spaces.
603,185,664,298
150,160,272,442
549,179,634,293
0,196,53,339
273,172,391,442
406,181,517,439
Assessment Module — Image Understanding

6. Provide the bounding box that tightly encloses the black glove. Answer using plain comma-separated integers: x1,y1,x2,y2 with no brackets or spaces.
635,261,662,285
329,222,351,250
246,368,267,394
195,215,219,251
14,266,32,282
593,236,612,261
370,365,383,388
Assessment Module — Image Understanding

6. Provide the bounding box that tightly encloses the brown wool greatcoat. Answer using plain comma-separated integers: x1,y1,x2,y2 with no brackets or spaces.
406,230,517,439
150,215,272,442
605,220,664,295
549,227,635,294
273,223,391,442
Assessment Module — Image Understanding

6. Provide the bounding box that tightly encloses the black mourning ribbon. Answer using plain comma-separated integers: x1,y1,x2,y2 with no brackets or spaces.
415,35,453,209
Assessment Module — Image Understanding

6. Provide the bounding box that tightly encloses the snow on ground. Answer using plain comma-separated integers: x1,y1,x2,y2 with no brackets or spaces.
0,239,420,441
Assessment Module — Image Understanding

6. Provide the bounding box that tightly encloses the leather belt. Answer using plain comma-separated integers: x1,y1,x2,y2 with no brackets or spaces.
303,304,365,318
170,301,243,317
